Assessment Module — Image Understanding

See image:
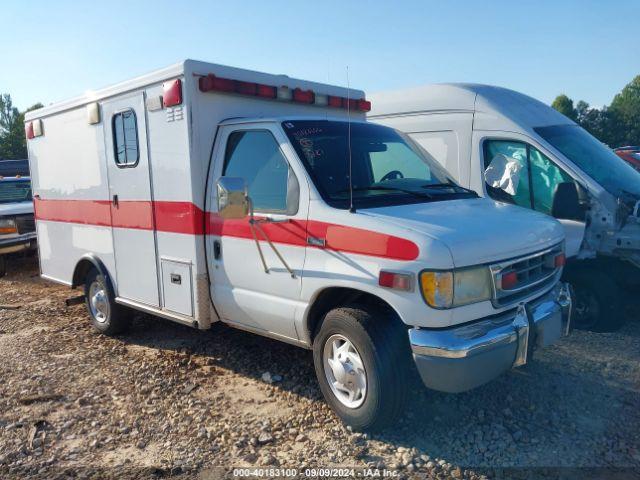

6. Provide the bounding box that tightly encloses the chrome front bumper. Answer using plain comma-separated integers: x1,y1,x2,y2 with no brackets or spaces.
409,283,572,393
0,232,37,254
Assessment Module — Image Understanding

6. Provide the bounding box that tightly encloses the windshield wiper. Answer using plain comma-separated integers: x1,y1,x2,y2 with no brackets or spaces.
337,186,433,198
421,183,478,196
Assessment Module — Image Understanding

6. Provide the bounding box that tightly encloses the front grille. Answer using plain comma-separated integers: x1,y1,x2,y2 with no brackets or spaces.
491,244,563,307
14,215,35,234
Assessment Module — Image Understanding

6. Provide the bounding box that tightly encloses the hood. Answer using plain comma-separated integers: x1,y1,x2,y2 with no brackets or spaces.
0,201,34,217
363,198,564,266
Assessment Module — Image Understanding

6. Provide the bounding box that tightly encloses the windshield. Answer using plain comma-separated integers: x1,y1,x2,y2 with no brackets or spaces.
535,125,640,197
0,180,32,204
283,120,473,209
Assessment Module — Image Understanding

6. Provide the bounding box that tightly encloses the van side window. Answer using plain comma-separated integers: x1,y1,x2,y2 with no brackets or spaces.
483,140,531,208
223,130,299,214
529,147,576,215
483,139,578,216
112,110,139,167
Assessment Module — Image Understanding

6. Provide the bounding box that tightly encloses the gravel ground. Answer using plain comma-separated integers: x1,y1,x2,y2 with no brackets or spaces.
0,255,639,479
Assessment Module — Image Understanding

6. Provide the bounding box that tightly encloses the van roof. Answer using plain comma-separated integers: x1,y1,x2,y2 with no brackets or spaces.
26,59,364,121
368,83,574,130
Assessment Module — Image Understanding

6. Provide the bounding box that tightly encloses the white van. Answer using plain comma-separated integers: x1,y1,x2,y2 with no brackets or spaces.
26,63,571,429
369,84,640,332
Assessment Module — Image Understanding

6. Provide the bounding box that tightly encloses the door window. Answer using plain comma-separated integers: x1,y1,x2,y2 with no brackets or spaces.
483,140,531,208
223,130,298,214
112,109,139,167
529,147,576,215
484,139,579,216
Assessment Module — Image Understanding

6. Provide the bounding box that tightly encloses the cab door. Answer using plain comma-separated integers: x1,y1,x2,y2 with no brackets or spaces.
103,94,159,306
206,123,308,340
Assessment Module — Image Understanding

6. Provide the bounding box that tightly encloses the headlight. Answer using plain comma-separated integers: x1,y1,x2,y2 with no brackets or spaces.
0,218,17,235
420,266,492,309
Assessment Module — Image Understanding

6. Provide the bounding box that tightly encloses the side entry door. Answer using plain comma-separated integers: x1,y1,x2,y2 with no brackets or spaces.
207,124,307,340
103,94,159,306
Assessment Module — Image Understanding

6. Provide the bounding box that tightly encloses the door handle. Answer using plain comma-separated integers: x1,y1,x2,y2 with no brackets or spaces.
112,194,119,207
213,240,222,260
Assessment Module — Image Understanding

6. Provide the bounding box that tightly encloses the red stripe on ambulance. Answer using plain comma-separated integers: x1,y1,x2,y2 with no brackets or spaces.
34,198,419,261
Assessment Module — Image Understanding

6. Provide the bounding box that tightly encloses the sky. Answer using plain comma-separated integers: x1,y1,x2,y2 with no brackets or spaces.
1,0,639,111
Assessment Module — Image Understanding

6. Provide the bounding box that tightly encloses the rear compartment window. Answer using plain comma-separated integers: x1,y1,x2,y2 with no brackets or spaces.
112,109,139,167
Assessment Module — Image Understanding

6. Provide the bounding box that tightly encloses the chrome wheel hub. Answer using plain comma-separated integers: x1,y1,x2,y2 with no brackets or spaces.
323,334,367,408
89,281,109,324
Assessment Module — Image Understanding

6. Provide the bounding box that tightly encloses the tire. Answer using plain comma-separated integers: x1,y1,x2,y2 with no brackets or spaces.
565,268,623,332
83,268,130,335
0,255,6,278
312,304,411,431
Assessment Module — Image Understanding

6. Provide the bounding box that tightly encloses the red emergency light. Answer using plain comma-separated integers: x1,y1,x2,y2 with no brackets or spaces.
198,73,371,112
162,79,183,108
25,122,34,140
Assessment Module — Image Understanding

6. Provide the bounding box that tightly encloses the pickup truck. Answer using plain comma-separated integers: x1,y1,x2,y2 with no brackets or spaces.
0,176,36,277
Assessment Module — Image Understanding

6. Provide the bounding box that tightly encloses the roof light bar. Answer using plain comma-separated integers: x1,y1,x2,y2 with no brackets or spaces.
198,73,371,111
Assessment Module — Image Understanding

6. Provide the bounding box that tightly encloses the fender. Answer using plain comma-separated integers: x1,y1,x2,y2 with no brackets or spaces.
71,254,116,298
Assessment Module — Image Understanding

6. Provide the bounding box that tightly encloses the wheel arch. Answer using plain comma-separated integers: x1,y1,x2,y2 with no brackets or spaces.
304,286,404,344
71,254,116,297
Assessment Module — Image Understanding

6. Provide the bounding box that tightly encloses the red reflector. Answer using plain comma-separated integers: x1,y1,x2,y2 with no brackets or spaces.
328,96,343,108
256,84,277,99
292,88,315,104
357,99,372,112
25,122,34,140
162,79,183,107
554,253,566,267
379,271,412,291
235,80,257,96
501,271,518,290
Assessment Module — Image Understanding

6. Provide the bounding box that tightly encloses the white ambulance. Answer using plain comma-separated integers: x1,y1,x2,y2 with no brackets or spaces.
25,60,571,430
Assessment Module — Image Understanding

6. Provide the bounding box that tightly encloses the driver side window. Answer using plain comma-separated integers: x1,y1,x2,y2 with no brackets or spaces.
483,140,531,208
483,139,578,216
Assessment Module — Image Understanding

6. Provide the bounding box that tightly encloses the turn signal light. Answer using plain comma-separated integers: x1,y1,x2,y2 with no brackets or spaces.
379,271,413,291
554,253,566,267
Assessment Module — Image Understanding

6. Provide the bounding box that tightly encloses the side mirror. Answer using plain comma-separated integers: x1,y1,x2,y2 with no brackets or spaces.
552,182,584,221
217,177,249,219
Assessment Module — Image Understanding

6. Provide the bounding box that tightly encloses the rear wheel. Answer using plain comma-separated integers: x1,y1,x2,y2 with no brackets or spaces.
312,304,411,431
565,268,623,332
84,268,130,335
0,255,6,278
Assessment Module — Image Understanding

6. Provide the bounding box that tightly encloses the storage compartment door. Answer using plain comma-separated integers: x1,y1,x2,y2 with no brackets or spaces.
161,259,194,317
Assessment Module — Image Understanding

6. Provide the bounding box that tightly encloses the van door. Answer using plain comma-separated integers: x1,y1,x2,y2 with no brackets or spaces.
476,133,586,257
206,124,306,340
103,94,159,306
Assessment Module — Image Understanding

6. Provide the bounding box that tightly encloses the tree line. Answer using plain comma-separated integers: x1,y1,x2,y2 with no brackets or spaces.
551,75,640,148
0,95,42,160
1,75,639,160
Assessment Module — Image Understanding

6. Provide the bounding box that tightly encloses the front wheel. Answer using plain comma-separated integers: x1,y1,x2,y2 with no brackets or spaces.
565,268,623,332
0,255,6,278
84,268,130,335
312,304,411,431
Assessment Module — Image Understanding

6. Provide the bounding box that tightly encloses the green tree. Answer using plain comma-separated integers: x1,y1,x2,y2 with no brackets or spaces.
551,94,578,122
0,94,43,160
609,75,640,146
